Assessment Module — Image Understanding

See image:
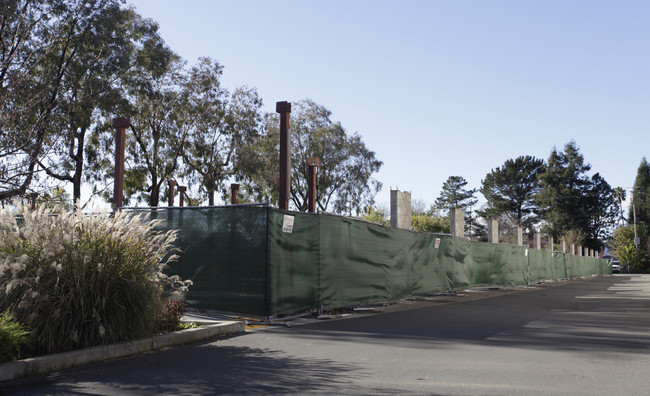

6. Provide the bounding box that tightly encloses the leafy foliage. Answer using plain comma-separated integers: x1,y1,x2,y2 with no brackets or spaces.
0,309,30,363
360,205,389,226
238,100,382,215
411,214,450,233
0,204,191,354
611,224,650,272
180,58,263,205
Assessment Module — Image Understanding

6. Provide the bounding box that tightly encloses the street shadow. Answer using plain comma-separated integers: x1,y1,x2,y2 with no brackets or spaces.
1,341,374,395
277,275,650,354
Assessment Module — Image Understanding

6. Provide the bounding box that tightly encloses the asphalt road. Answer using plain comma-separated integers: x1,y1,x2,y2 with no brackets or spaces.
3,274,650,395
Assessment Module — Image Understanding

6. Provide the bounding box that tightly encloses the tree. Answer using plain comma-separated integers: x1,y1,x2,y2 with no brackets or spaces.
238,99,383,214
630,157,650,226
435,176,477,210
360,205,389,226
435,176,478,238
583,173,619,247
37,4,149,204
180,58,263,205
613,186,627,226
0,0,103,200
611,224,650,272
536,141,592,240
86,25,187,207
479,155,544,230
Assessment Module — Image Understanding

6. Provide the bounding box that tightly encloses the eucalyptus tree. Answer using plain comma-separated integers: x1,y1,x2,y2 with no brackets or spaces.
37,4,151,204
85,21,188,207
0,0,124,200
237,99,383,214
179,58,263,206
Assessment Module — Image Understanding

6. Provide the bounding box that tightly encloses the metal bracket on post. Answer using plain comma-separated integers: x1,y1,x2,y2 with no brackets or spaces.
231,183,240,205
112,117,130,210
276,101,291,210
307,157,320,213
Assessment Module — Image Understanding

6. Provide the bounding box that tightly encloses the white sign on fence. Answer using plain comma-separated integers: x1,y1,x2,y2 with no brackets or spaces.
282,215,295,234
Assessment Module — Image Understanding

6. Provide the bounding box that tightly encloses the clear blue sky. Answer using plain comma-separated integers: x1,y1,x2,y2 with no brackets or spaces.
127,0,650,210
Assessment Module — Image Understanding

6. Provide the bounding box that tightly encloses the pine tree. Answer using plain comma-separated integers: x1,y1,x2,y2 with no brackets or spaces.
480,155,544,228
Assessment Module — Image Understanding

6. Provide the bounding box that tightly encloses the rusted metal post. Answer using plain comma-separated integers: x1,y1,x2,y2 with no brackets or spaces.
231,183,240,205
112,118,130,210
30,193,37,210
307,157,319,213
276,101,291,210
168,180,176,207
178,186,186,207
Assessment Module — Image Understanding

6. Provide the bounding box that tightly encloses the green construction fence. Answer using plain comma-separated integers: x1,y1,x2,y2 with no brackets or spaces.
137,206,610,317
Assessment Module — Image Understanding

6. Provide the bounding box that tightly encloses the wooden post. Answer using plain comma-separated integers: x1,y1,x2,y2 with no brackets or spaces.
276,101,291,210
112,118,130,210
168,180,176,207
231,183,240,205
307,157,319,213
178,186,186,207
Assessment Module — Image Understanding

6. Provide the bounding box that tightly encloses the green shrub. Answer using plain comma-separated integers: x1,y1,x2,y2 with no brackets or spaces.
0,205,191,355
0,309,30,363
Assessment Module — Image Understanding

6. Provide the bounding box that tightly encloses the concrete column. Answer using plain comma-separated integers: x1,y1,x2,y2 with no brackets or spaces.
515,227,523,245
390,189,412,229
561,241,567,253
450,208,464,238
570,244,576,255
534,232,542,250
578,246,583,256
548,236,554,252
487,219,498,243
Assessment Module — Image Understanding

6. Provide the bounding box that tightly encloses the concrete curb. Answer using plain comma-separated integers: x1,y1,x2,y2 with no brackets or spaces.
0,321,244,382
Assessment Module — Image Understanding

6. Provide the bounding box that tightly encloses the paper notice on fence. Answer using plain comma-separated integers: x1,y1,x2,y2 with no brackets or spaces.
434,238,441,249
282,215,295,234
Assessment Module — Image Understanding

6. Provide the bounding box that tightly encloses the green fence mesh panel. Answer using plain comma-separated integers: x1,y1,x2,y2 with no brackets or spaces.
131,207,610,316
267,210,320,316
143,206,269,314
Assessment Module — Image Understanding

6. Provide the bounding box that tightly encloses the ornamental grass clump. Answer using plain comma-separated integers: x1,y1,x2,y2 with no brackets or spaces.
0,205,191,355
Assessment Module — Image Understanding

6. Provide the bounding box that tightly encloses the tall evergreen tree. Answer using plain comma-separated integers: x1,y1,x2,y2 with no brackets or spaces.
584,173,619,247
435,176,478,237
435,176,477,210
480,155,544,229
536,141,591,240
630,157,650,226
